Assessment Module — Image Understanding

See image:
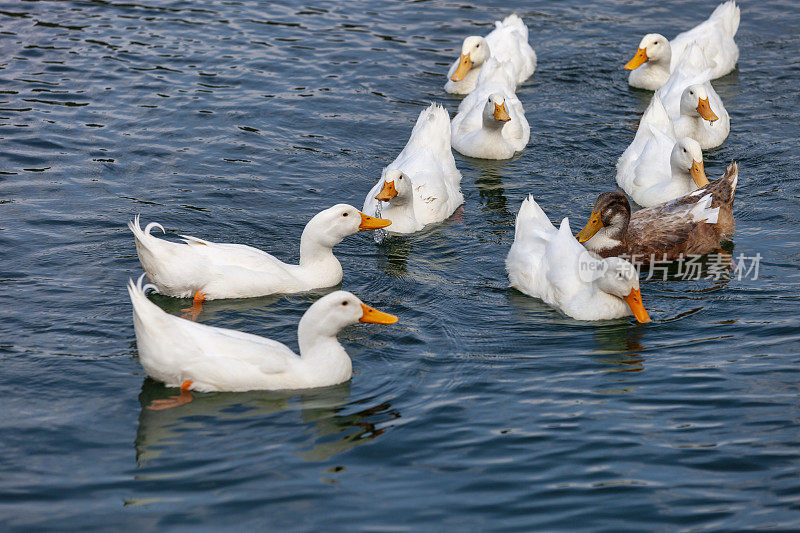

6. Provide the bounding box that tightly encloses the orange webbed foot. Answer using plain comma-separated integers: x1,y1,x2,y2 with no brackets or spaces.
181,291,207,321
147,380,194,411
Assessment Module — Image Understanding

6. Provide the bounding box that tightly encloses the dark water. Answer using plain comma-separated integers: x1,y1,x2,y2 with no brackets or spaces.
2,0,800,529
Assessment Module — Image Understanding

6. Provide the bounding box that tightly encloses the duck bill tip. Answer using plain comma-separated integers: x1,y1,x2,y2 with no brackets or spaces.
696,98,718,122
358,211,392,231
690,160,709,187
624,288,651,323
493,103,511,122
624,48,648,70
450,53,472,82
576,211,603,243
374,180,398,202
359,303,398,325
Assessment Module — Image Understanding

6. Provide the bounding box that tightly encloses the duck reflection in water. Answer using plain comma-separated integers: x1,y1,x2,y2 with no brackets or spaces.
134,379,399,465
592,325,646,375
376,237,414,277
471,158,524,239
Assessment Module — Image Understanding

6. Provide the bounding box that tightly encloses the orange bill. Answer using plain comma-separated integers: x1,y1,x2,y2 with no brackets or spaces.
624,288,651,323
359,211,392,231
359,303,398,325
624,47,648,70
576,210,603,243
375,180,398,201
696,97,718,122
690,159,709,187
450,53,473,82
494,101,511,122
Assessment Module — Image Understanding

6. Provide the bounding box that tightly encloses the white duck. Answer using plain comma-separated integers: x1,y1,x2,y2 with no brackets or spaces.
664,85,728,150
128,275,398,392
617,96,710,207
445,13,537,95
129,205,391,301
621,136,709,208
451,58,529,159
362,103,463,234
506,196,651,323
625,1,740,90
655,43,729,149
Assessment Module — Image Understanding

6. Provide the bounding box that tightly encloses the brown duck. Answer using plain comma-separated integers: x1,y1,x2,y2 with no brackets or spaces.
576,163,738,265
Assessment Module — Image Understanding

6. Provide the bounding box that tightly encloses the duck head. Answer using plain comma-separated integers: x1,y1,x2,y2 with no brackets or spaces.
625,33,671,70
483,93,512,128
450,36,491,82
596,258,651,323
680,84,719,122
576,190,631,245
670,137,709,188
299,290,398,344
375,169,413,206
303,204,391,249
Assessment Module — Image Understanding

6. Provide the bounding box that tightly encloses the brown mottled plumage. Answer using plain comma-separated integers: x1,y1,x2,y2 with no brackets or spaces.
580,163,738,265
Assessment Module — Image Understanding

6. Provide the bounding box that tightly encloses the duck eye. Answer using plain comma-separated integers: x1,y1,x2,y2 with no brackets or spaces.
342,301,348,306
343,212,349,217
398,176,402,180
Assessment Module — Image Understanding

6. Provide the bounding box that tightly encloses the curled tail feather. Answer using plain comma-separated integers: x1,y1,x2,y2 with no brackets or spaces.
127,274,159,308
145,221,165,235
128,215,167,251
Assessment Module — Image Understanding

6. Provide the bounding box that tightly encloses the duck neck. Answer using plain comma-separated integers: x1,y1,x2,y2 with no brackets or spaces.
388,189,413,208
630,60,670,90
585,224,628,253
298,228,341,269
671,164,696,189
482,116,508,134
675,113,704,140
296,317,352,379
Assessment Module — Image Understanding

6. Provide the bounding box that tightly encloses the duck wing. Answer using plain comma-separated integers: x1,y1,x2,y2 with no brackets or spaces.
671,1,739,73
543,218,587,300
627,183,726,260
506,195,558,295
486,14,537,84
617,95,675,195
179,235,294,276
128,276,297,388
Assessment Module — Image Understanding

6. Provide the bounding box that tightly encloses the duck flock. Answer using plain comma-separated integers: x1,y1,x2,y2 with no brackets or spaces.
126,2,741,399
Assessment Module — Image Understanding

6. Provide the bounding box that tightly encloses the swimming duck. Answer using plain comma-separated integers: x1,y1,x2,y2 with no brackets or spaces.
578,163,738,264
129,205,391,301
451,58,529,159
362,103,463,234
445,14,537,95
618,127,709,208
617,95,702,207
625,1,740,90
128,275,397,392
506,196,650,323
656,45,730,149
662,82,728,150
